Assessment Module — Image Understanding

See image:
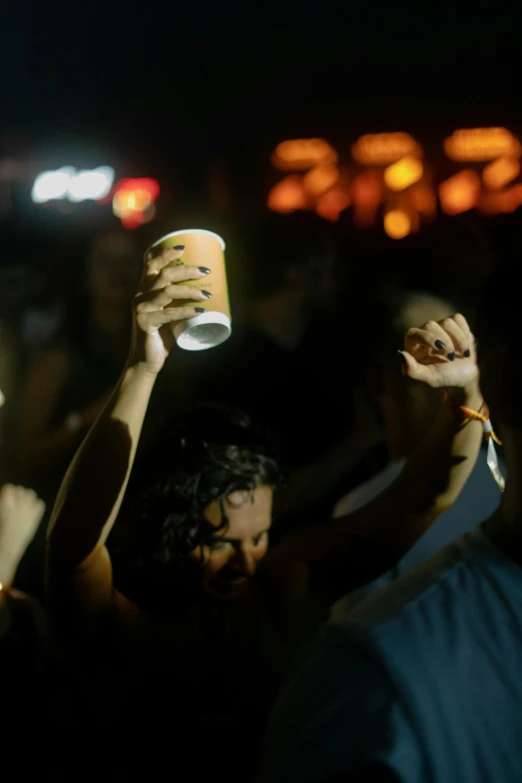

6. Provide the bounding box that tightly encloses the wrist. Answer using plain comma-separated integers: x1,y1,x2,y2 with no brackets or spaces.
446,380,482,410
122,361,159,386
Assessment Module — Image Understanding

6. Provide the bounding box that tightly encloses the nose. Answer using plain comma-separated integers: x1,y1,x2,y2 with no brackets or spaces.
231,545,257,577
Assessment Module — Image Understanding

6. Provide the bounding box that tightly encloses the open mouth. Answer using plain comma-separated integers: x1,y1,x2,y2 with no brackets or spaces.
212,577,249,595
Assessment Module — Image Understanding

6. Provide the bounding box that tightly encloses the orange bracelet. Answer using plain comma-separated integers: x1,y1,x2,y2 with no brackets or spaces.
443,392,502,445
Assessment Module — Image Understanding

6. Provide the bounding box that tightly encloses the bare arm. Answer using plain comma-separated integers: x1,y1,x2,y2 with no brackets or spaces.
46,364,156,625
0,485,45,640
46,247,215,633
268,315,484,599
0,484,46,587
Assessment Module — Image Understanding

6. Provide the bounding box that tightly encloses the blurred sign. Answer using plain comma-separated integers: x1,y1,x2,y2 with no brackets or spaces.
352,133,422,166
384,209,411,239
268,126,522,237
384,156,423,192
439,170,481,215
444,128,521,162
271,139,338,171
267,175,307,213
482,156,520,190
31,166,114,203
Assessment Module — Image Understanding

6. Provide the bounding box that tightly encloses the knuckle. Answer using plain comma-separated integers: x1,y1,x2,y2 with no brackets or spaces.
165,283,185,296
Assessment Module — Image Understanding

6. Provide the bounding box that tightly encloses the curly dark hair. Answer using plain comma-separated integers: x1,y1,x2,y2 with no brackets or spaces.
111,404,284,611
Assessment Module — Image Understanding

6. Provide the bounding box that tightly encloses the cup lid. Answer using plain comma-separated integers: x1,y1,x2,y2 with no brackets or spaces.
150,229,226,251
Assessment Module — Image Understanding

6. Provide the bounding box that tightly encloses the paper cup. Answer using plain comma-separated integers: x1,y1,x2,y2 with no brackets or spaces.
145,229,231,351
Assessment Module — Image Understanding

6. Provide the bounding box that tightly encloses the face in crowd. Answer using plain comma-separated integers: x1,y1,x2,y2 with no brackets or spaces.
187,485,273,600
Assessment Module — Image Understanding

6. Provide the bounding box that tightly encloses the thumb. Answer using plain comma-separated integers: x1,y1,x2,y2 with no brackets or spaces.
398,350,424,381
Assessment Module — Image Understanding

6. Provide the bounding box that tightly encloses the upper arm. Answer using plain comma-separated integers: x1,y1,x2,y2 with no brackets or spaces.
19,347,70,442
47,543,134,637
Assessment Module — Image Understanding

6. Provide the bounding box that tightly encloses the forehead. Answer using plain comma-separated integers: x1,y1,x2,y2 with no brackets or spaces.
204,485,273,539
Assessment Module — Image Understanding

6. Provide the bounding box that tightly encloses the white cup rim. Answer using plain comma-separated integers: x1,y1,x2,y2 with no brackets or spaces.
174,311,231,351
149,229,226,251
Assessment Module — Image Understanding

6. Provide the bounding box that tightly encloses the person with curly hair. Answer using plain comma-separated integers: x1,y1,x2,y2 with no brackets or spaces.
46,243,483,779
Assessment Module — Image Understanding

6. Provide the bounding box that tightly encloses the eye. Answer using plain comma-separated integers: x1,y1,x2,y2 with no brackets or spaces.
208,539,231,553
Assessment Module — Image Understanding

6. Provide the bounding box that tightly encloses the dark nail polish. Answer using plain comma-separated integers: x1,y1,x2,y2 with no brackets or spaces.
463,348,471,358
173,244,185,250
201,290,212,298
194,307,206,313
199,266,211,274
447,351,456,361
434,339,446,350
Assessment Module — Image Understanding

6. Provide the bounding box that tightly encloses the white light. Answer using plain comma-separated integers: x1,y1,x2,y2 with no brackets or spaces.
31,166,74,203
67,166,114,202
31,166,115,204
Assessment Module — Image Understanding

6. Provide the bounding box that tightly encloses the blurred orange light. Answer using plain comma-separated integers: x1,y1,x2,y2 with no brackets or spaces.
384,156,423,191
479,184,522,215
439,170,481,215
267,175,307,213
384,209,411,239
315,187,351,222
410,184,437,217
352,133,422,166
303,164,340,197
444,128,521,162
353,172,382,210
272,139,338,171
482,156,520,190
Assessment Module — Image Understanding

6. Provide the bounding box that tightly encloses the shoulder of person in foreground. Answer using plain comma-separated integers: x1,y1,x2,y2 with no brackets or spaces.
259,617,424,783
261,525,522,783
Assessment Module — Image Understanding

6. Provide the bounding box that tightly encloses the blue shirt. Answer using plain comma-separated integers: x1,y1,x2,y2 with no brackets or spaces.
260,527,522,782
331,447,505,618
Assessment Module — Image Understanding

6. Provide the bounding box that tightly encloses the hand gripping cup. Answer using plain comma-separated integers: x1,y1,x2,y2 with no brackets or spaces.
145,229,231,351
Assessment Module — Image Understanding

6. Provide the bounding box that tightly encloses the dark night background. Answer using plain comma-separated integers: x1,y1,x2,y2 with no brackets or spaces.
2,2,522,208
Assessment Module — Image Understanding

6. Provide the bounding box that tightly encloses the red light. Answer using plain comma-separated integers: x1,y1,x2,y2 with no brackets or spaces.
114,178,160,201
112,178,160,228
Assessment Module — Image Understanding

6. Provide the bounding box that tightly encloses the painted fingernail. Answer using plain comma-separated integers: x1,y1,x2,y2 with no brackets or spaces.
173,244,185,250
463,348,471,358
194,307,206,313
199,266,211,274
447,351,456,361
434,339,446,350
200,290,212,298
